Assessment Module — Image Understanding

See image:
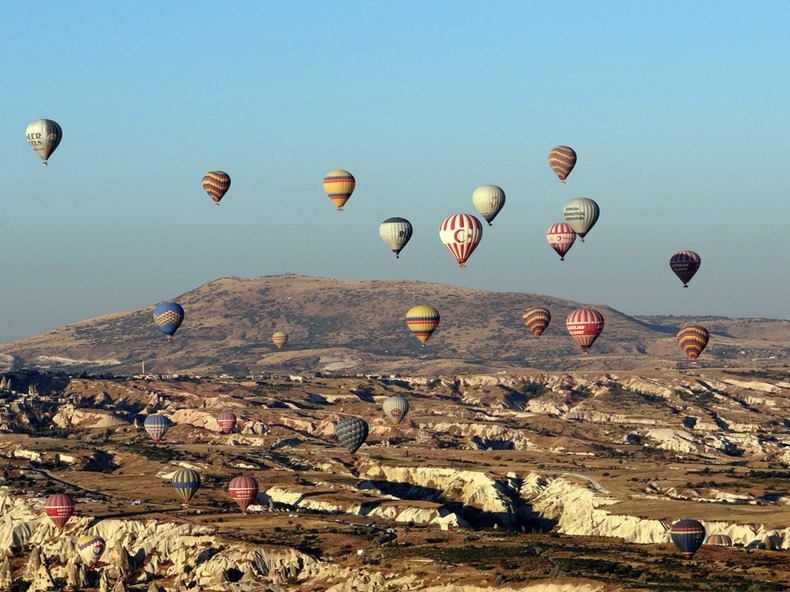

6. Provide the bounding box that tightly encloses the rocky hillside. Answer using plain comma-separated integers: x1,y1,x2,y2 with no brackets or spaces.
1,369,789,590
0,275,787,375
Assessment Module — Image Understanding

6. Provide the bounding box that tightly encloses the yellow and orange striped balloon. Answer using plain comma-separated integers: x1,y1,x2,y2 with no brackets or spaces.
202,171,231,205
523,307,551,337
677,325,709,361
272,331,288,349
547,146,577,184
322,170,356,210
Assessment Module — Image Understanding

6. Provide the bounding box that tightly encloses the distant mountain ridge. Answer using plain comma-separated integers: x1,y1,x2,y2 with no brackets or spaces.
0,275,787,375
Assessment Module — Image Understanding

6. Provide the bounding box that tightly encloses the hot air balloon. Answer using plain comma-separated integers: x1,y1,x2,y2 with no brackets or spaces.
144,414,170,444
670,519,706,559
406,305,440,346
202,171,231,205
323,169,355,211
677,325,709,361
229,476,259,514
335,417,368,454
566,309,604,354
382,395,409,425
706,534,732,547
76,535,106,568
272,331,288,349
26,119,62,165
45,494,74,531
439,214,483,268
172,469,201,506
563,198,599,242
547,146,577,184
379,217,413,258
546,223,576,261
471,185,506,226
216,411,237,435
152,302,184,341
670,251,701,287
523,308,551,337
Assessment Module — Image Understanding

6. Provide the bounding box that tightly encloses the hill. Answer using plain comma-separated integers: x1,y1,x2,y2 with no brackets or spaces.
0,275,787,375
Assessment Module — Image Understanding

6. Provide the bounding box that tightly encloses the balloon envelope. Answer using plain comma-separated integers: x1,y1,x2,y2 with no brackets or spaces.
144,414,170,443
272,331,288,349
335,417,369,454
202,171,231,205
379,217,413,258
670,251,701,287
153,302,184,340
439,214,483,268
471,185,505,225
523,308,551,337
323,170,355,210
548,146,577,183
706,534,732,547
383,395,409,425
216,411,237,435
172,469,201,505
76,535,106,567
45,494,74,531
566,309,604,353
406,305,440,346
26,119,62,165
546,223,576,261
670,519,706,558
677,325,709,361
562,198,599,241
229,476,259,513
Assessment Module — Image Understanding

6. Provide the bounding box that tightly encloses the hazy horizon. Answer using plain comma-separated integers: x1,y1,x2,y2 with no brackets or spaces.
3,2,789,341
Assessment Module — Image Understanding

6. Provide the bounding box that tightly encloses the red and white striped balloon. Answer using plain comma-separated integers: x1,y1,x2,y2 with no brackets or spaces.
566,308,604,354
546,223,576,261
216,411,237,435
45,493,75,531
229,476,259,514
439,214,483,269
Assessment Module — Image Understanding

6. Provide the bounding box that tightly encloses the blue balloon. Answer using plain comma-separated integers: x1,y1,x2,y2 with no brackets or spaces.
670,519,706,559
153,302,184,340
335,417,369,454
172,469,201,505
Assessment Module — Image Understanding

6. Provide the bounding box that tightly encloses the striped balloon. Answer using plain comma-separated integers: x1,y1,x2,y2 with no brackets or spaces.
45,493,74,531
677,325,709,361
379,217,413,258
335,417,369,454
547,146,577,183
272,331,288,349
706,534,732,547
566,308,604,353
229,476,259,514
202,171,231,205
406,305,440,346
471,185,506,226
76,535,106,567
546,223,576,261
172,469,201,505
216,411,237,435
523,307,551,337
670,519,706,559
562,198,599,242
670,250,701,287
439,214,483,268
144,414,170,443
152,302,184,341
26,119,62,165
382,395,410,425
323,169,355,210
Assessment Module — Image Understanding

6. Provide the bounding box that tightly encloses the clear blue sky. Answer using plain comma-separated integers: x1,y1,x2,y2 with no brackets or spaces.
2,2,788,341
